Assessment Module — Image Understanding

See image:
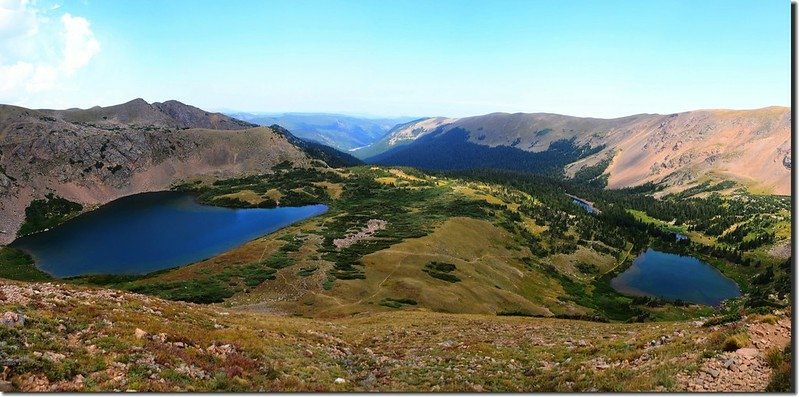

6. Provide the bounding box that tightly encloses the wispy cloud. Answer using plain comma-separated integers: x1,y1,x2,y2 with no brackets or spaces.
0,0,100,102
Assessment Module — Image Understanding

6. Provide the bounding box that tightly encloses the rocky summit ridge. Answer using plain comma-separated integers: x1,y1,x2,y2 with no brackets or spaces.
0,99,318,243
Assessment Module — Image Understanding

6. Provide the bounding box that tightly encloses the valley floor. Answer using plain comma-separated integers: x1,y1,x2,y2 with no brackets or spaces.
0,165,792,392
0,278,790,392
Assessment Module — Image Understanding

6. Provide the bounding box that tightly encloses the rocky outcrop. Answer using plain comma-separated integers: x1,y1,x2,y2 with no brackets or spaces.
0,100,314,244
332,219,388,249
0,311,25,327
676,315,791,392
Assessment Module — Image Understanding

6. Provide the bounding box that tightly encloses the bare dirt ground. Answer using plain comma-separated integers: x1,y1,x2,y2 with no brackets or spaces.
333,219,387,249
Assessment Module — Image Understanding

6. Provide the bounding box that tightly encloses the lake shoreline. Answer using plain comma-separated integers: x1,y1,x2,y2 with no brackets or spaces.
10,191,329,278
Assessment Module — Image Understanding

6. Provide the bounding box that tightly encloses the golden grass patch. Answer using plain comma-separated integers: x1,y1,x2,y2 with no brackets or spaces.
314,217,560,317
216,190,263,205
264,188,283,202
311,182,343,199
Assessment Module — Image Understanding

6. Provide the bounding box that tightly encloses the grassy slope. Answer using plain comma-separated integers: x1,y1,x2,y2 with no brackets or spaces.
109,169,572,316
58,165,786,323
307,217,572,317
0,247,52,282
99,166,640,319
627,209,688,234
1,278,789,392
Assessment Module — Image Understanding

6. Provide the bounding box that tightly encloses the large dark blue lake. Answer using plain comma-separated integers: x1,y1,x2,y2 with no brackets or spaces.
610,248,740,306
10,191,328,278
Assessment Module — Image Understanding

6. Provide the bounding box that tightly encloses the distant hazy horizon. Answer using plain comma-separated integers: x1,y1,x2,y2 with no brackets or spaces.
216,105,791,121
29,100,790,121
0,0,789,118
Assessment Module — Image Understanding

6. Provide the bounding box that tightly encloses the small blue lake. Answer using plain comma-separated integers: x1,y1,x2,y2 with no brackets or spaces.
568,194,599,214
10,191,328,278
610,248,740,306
572,199,597,214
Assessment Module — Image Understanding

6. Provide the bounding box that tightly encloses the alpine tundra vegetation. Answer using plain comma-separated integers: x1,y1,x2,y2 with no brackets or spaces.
0,0,791,393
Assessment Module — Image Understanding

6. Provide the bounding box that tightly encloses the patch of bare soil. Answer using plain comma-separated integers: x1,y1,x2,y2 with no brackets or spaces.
333,219,387,249
767,240,791,260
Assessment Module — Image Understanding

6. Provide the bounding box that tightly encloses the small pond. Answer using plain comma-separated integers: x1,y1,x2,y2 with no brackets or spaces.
610,248,740,306
568,194,599,214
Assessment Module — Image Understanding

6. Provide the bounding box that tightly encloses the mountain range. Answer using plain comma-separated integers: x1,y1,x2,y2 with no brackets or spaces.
359,107,791,195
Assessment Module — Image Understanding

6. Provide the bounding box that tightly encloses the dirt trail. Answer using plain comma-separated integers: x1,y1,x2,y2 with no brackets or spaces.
602,244,634,276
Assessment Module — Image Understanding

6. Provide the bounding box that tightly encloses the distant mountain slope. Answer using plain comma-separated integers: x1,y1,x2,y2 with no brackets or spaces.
0,100,356,243
595,107,791,195
269,124,364,168
366,108,791,195
352,117,456,159
369,127,605,176
228,112,416,151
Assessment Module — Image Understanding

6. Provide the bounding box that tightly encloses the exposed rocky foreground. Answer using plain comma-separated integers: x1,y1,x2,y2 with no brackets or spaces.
0,278,790,392
675,315,791,392
0,99,318,244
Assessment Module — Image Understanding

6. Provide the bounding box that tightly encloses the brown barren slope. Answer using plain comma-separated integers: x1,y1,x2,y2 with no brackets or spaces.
600,107,791,195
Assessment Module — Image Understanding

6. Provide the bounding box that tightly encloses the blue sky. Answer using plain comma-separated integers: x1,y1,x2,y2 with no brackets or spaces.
0,0,790,118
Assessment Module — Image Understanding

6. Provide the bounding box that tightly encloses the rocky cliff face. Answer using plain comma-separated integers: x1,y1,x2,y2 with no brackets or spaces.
0,100,314,244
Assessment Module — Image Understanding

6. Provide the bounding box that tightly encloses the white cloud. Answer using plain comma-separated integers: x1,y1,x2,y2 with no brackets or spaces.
0,0,100,102
60,13,99,75
0,0,40,42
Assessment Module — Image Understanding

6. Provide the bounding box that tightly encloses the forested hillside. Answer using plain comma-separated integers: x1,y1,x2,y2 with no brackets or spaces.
362,108,791,195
